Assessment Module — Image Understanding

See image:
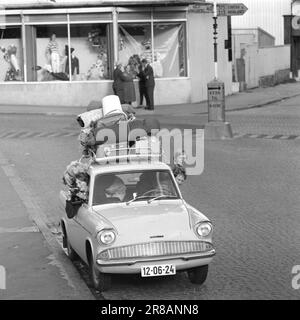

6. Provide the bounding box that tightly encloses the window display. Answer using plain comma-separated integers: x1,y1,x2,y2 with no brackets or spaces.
70,24,110,81
0,10,187,83
30,25,69,81
118,22,187,78
0,27,23,81
153,23,187,78
118,23,152,78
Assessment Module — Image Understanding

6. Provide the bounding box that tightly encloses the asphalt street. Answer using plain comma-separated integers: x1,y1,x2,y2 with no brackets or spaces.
0,96,300,299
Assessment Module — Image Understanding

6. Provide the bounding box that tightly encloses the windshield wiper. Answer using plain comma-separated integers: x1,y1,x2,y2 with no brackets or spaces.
147,195,178,204
126,195,152,205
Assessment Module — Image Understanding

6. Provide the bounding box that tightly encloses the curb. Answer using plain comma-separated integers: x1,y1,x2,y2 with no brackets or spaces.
1,92,300,119
225,92,300,113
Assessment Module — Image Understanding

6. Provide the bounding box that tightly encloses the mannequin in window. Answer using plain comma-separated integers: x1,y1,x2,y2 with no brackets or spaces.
46,33,60,74
64,45,79,78
0,44,21,81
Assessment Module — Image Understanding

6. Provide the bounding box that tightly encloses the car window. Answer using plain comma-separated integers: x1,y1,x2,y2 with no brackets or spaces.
93,170,179,205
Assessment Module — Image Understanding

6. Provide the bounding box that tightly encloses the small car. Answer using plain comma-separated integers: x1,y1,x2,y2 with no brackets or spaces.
59,154,215,291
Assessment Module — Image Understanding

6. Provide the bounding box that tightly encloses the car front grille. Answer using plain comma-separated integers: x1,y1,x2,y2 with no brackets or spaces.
98,241,213,261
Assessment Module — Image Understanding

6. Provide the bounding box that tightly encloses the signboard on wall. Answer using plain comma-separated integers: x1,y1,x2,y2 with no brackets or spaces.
188,3,214,14
217,3,248,16
188,3,248,16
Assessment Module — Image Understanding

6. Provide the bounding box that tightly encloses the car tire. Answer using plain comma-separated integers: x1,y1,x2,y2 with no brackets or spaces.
88,255,111,292
187,265,208,285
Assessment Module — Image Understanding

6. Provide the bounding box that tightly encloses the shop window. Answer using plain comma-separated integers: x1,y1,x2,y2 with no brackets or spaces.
118,22,187,78
69,23,111,81
0,26,24,82
26,25,68,81
118,23,152,78
153,22,187,78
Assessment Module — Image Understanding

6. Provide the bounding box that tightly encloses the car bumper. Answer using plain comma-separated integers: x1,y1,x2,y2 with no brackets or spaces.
96,249,216,274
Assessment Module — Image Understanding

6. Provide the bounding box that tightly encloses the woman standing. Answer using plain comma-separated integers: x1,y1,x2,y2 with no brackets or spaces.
112,62,126,104
123,64,136,105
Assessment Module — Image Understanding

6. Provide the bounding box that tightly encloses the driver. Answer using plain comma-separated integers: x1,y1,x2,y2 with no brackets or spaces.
158,172,174,194
104,176,127,202
136,171,157,196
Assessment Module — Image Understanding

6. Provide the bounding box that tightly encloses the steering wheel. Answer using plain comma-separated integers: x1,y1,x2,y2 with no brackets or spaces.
141,186,173,197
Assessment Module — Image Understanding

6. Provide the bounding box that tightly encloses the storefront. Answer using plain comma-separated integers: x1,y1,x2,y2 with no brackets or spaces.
0,0,232,106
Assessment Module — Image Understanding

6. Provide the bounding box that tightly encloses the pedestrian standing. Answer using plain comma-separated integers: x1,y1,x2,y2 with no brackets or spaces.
123,65,136,105
137,63,147,107
112,62,126,104
141,58,155,110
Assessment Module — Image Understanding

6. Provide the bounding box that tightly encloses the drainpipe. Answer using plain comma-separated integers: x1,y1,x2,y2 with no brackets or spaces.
291,0,297,78
112,7,118,64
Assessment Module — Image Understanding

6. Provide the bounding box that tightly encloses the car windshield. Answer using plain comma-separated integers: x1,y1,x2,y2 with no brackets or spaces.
92,169,179,206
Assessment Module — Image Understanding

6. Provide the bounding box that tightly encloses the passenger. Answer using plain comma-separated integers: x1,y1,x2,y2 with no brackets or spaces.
104,176,127,203
172,164,187,185
74,172,90,201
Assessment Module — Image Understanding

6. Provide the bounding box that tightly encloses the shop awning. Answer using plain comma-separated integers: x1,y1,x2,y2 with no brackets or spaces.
0,0,206,9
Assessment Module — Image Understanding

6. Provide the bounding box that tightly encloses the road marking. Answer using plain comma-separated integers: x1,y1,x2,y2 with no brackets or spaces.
272,135,284,139
0,150,95,300
0,226,39,234
234,133,300,140
0,130,79,139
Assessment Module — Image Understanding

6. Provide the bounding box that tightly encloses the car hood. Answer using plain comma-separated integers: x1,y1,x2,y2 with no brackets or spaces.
93,200,198,242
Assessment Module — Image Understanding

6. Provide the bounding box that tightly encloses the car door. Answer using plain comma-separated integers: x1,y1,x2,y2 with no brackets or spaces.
68,203,91,261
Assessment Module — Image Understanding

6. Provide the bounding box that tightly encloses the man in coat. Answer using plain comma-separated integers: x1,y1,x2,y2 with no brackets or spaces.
137,63,147,107
112,62,126,104
141,58,155,110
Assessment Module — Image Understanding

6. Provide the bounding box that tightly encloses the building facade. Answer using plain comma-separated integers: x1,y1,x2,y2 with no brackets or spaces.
0,0,232,107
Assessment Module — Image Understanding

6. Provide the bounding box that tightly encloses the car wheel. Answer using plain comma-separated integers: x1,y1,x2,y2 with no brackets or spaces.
88,255,111,292
187,265,208,285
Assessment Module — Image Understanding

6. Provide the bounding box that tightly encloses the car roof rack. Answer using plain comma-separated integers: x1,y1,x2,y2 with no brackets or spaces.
93,145,162,165
94,153,161,165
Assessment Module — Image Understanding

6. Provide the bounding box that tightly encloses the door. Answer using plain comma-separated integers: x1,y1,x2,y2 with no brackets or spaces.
69,204,93,262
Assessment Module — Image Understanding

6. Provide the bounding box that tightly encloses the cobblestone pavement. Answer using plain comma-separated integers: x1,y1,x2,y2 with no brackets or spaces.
0,101,299,300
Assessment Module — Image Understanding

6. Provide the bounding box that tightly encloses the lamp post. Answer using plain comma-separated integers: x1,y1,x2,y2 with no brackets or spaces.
213,0,218,79
205,0,233,140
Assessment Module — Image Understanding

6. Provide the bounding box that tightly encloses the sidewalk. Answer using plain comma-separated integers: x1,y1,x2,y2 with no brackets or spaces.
0,81,300,120
0,153,94,300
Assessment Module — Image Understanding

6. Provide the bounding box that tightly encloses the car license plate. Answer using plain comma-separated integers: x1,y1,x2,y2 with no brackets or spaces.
141,264,176,277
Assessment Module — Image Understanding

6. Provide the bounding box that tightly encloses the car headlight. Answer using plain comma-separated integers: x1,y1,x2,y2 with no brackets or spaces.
196,222,212,237
97,230,116,245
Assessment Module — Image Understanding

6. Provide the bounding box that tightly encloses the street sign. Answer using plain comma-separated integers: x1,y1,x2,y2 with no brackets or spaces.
188,3,213,14
217,3,248,16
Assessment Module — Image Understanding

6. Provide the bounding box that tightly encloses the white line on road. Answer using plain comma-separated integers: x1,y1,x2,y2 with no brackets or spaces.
0,226,39,234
